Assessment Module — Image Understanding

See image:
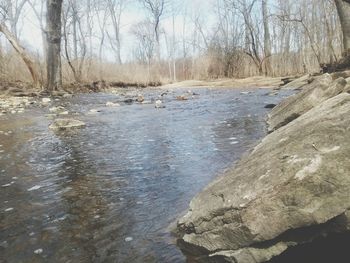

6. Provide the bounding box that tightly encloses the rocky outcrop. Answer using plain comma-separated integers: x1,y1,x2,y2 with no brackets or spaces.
177,75,350,263
49,118,86,131
267,74,349,132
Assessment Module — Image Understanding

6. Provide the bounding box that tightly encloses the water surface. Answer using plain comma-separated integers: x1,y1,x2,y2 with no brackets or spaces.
0,87,291,262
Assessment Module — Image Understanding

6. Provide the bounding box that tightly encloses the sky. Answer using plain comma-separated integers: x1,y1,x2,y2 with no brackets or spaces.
8,0,217,62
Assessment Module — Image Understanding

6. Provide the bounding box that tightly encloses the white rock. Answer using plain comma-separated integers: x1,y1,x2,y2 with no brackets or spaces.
125,237,133,242
34,249,43,255
42,98,51,104
5,208,14,212
155,100,165,108
106,102,120,107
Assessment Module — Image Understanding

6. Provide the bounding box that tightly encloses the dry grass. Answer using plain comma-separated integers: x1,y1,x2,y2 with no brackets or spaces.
162,76,284,89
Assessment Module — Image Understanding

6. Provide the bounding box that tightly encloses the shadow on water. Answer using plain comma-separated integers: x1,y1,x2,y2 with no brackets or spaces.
0,87,293,262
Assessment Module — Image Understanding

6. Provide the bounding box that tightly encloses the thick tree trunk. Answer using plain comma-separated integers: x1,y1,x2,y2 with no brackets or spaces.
335,0,350,55
0,23,41,88
46,0,63,92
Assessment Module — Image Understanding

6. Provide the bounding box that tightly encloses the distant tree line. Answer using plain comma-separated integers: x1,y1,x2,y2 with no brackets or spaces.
0,0,349,93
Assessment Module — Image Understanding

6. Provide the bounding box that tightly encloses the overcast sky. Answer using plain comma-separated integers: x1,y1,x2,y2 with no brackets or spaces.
12,0,216,62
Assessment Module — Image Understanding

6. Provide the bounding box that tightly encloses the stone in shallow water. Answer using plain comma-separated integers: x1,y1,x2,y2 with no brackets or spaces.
155,100,165,108
125,237,133,242
49,106,67,113
42,98,51,104
49,119,86,131
106,102,120,107
34,249,43,255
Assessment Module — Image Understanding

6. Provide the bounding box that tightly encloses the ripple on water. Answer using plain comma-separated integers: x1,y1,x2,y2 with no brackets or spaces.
0,87,294,263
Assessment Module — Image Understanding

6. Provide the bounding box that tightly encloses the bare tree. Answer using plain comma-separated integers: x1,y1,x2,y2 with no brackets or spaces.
335,0,350,55
46,0,63,91
0,0,27,38
62,0,88,82
262,0,272,75
0,23,41,87
0,0,41,87
131,20,155,80
139,0,166,61
106,0,126,64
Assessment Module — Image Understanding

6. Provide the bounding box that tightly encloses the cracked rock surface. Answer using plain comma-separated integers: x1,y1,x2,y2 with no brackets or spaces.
177,76,350,263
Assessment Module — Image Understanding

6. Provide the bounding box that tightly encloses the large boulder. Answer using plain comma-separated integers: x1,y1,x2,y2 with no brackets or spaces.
267,74,349,132
49,118,86,131
177,92,350,263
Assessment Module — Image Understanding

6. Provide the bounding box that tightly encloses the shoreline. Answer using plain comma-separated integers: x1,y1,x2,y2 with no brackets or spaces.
0,74,304,99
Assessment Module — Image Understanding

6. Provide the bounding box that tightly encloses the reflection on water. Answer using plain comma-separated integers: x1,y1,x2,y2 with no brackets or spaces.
0,87,292,262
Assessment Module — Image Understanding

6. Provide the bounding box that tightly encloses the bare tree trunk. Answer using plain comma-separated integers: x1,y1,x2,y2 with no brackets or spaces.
335,0,350,55
0,23,41,88
46,0,63,92
262,0,272,75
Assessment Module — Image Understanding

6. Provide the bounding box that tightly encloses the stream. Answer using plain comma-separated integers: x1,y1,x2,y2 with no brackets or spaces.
0,87,292,263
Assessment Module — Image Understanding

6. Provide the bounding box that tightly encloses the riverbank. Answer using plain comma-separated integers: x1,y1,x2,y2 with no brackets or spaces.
162,76,287,89
176,71,350,263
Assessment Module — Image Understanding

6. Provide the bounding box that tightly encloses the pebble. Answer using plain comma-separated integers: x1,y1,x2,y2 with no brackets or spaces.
155,100,165,108
42,98,51,104
4,208,14,212
125,237,133,242
34,248,43,255
136,201,143,205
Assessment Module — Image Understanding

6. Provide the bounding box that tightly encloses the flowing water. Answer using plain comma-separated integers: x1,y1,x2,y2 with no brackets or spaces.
0,87,292,263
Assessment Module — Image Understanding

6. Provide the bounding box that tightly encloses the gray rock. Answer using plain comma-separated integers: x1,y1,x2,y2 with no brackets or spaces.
49,118,86,131
267,74,348,132
136,94,145,102
282,74,310,90
177,92,350,263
